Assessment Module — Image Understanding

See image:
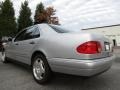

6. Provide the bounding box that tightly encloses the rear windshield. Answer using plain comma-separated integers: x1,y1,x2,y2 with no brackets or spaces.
50,25,80,33
49,25,70,33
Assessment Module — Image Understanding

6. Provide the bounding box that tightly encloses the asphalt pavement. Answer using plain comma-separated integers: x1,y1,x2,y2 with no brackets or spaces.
0,52,120,90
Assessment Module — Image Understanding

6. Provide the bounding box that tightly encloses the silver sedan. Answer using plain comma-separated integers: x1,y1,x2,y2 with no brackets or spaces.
1,24,115,84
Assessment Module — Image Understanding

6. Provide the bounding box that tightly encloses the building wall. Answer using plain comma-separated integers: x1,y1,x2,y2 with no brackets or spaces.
82,25,120,46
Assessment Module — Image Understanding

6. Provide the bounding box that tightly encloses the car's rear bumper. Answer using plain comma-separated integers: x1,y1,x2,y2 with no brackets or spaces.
48,55,115,76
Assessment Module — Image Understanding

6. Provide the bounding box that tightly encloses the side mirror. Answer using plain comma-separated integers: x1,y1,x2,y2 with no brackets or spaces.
8,38,12,42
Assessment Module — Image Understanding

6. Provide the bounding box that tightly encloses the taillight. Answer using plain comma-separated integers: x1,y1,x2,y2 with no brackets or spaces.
76,41,102,54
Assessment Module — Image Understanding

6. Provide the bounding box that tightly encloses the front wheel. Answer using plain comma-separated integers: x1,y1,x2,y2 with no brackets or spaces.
32,54,52,84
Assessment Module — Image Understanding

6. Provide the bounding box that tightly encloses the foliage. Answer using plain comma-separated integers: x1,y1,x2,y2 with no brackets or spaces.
17,0,33,32
0,0,17,37
34,2,45,24
34,3,59,25
46,6,59,25
0,1,60,38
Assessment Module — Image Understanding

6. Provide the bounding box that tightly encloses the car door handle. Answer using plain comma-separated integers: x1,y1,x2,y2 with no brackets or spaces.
29,41,35,44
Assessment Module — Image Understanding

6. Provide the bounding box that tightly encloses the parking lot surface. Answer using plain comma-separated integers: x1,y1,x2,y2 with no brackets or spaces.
0,52,120,90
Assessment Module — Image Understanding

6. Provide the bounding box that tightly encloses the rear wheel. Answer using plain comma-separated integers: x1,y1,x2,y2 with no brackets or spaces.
32,54,52,84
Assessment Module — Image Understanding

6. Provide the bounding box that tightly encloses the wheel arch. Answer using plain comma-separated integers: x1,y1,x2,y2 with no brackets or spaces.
31,50,46,66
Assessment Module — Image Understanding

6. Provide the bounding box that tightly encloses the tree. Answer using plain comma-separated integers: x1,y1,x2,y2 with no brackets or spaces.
0,0,17,37
18,1,33,32
0,2,2,15
46,6,59,25
0,2,2,39
34,4,59,25
0,2,2,14
34,2,45,24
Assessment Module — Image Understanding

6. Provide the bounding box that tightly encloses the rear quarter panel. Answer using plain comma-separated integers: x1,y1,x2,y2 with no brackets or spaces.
32,33,112,61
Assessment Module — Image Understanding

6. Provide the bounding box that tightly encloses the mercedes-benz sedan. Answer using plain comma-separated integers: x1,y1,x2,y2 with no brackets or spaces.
1,24,115,84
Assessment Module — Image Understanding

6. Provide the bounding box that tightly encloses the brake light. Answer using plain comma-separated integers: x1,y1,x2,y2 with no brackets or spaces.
76,41,102,54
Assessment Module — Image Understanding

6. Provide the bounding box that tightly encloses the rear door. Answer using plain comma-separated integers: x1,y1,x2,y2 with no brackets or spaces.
13,26,40,64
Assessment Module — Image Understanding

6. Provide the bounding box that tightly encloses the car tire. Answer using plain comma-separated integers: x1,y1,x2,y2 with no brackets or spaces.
32,54,52,84
1,49,8,63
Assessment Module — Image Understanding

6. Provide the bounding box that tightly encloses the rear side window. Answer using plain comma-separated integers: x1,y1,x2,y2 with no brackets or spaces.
32,27,40,38
25,27,40,40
